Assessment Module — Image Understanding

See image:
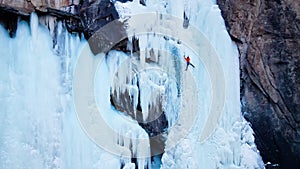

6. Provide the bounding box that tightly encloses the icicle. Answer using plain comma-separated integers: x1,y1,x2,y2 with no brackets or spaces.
30,13,39,39
136,135,151,169
130,82,139,118
138,35,146,67
139,71,151,121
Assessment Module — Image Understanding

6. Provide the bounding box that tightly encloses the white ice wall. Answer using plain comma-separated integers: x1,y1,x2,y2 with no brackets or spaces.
0,13,121,169
116,0,264,169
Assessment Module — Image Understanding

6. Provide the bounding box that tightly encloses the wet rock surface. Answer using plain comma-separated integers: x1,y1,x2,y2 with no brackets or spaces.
218,0,300,168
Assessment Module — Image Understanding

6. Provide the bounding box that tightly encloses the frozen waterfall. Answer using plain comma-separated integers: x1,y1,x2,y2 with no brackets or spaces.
0,0,264,169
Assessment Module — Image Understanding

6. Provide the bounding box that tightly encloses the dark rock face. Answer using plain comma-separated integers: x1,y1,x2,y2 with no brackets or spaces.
139,0,146,6
217,0,300,168
0,10,19,37
0,0,78,16
77,0,119,39
0,0,121,40
0,0,127,56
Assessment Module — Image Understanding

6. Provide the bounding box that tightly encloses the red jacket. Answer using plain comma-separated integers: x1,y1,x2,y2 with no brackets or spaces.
184,56,190,63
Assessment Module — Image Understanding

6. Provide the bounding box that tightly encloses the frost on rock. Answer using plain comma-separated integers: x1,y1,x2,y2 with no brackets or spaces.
240,120,265,169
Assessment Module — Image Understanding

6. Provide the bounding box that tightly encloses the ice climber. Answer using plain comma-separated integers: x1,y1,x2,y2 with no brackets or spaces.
184,55,195,70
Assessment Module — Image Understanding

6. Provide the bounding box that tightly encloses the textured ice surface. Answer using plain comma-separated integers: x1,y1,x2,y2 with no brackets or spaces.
0,0,264,169
116,0,265,169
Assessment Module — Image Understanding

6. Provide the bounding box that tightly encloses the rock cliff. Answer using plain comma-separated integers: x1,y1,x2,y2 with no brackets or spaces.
217,0,300,168
0,0,120,39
